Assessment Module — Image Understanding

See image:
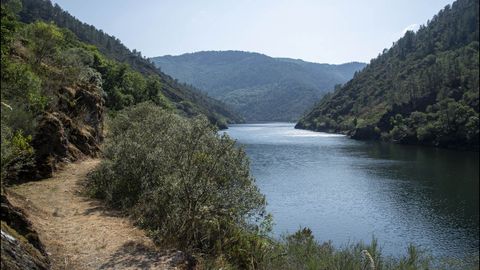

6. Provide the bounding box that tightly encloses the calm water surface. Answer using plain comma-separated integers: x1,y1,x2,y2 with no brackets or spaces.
223,123,479,259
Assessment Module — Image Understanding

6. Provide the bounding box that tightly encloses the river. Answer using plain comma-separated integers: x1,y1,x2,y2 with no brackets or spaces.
223,122,479,260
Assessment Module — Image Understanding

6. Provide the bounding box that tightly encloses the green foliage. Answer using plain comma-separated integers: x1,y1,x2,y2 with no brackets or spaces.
1,2,42,183
0,119,34,183
0,0,20,57
17,0,242,126
24,21,64,64
1,59,45,114
86,103,265,266
298,0,479,150
262,228,478,270
11,130,33,154
151,51,366,121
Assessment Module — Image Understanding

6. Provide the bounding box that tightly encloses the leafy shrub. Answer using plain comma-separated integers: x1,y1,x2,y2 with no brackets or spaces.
86,102,267,265
24,21,65,64
0,116,34,184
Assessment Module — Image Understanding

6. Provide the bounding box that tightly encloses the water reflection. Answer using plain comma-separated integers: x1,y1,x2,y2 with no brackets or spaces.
223,123,479,260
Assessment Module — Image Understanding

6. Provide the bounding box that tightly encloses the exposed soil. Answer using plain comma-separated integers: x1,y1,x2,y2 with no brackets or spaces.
7,158,188,270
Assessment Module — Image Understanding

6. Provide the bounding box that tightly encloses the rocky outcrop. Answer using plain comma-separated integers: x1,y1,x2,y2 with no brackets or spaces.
1,194,50,270
6,83,104,183
33,83,104,179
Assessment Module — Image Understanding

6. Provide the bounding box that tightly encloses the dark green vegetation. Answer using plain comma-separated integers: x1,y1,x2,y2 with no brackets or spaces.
152,51,366,121
297,0,479,150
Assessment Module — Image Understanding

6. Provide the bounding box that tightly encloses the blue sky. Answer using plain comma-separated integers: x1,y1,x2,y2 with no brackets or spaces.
52,0,454,64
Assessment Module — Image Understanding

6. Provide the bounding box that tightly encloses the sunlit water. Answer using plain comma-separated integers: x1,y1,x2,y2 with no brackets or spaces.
222,123,479,260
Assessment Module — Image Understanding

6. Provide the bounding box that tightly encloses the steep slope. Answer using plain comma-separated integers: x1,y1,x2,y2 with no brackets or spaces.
151,51,366,121
18,0,243,127
297,0,479,150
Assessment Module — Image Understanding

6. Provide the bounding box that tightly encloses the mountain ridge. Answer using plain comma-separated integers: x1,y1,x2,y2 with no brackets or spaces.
151,51,366,121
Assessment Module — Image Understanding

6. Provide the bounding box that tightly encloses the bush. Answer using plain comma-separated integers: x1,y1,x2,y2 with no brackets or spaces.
0,116,35,185
262,228,455,270
86,102,268,264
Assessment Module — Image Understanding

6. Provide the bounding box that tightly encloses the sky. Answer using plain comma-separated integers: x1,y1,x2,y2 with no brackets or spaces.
51,0,454,64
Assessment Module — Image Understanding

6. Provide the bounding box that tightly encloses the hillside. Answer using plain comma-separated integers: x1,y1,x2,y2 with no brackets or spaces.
151,51,366,121
17,0,243,128
0,1,240,267
296,0,479,150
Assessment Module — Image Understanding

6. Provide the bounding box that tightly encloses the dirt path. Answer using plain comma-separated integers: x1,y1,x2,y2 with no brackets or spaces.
7,159,187,270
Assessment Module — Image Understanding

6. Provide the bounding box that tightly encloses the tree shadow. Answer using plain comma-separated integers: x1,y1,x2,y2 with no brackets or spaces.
99,240,194,269
80,200,124,217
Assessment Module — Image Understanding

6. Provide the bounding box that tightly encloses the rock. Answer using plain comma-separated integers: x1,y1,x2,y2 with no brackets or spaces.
31,112,70,179
6,83,105,183
1,194,50,270
1,226,49,270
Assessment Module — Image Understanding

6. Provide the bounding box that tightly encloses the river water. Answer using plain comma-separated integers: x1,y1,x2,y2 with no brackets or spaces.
223,122,479,260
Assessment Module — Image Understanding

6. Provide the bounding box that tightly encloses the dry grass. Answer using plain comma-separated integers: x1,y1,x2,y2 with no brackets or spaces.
7,158,187,270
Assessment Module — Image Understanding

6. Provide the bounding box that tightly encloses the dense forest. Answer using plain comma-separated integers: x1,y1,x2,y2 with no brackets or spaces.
297,0,479,150
152,51,365,121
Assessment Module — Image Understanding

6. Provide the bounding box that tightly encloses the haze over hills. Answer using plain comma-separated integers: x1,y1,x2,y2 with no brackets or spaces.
151,51,366,121
297,0,479,150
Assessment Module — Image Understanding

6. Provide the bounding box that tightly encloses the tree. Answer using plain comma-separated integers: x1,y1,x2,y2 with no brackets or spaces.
25,21,64,64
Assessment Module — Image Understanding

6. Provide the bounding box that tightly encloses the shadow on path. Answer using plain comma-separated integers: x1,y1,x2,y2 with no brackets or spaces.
99,241,194,270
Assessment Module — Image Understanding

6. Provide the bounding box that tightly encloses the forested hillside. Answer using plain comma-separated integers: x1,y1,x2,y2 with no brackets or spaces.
152,51,365,121
297,0,479,150
1,0,244,183
0,1,242,267
16,0,243,127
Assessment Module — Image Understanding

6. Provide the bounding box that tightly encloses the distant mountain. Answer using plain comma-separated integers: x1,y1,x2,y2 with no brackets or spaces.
151,51,366,121
297,0,479,150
